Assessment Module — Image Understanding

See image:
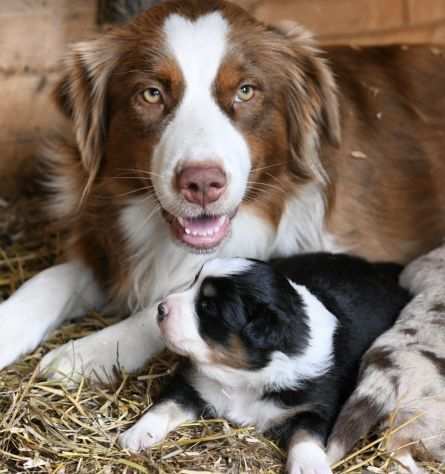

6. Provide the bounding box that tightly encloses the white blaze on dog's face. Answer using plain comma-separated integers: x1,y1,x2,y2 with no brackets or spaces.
151,13,251,250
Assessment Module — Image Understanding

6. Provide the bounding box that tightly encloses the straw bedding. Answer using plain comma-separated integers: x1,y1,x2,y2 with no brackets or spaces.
0,195,442,473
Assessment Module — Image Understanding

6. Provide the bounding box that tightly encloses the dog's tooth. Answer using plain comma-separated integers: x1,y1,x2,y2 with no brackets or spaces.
185,228,191,235
192,231,198,236
178,217,185,227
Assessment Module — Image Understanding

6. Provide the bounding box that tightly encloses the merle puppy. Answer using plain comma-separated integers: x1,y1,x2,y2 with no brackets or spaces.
328,244,445,473
119,253,410,473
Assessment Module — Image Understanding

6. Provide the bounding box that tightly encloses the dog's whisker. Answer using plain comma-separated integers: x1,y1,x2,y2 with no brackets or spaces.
263,171,288,187
107,176,151,181
115,187,155,199
117,168,168,180
248,182,287,195
250,162,286,173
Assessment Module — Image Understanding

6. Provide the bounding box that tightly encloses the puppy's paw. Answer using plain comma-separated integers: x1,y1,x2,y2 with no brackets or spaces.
119,401,194,453
392,449,426,474
119,410,170,452
288,440,332,474
39,333,119,385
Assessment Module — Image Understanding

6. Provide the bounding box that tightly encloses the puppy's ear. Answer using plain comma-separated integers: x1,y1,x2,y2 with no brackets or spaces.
242,303,289,351
275,22,340,183
53,37,123,198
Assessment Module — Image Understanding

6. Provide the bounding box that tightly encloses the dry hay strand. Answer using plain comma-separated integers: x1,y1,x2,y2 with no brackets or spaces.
0,197,443,473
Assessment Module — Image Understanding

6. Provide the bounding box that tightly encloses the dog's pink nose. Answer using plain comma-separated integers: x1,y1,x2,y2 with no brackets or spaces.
177,164,227,206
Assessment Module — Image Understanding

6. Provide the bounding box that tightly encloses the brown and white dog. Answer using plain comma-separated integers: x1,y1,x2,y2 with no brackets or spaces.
0,0,445,388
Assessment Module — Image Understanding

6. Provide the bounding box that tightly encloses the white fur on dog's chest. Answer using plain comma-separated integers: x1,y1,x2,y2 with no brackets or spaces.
191,373,298,432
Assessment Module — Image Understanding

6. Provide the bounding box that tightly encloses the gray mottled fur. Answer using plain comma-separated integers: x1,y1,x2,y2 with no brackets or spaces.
327,245,445,473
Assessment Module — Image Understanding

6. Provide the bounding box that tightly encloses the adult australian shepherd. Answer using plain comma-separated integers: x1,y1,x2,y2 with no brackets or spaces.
1,1,444,388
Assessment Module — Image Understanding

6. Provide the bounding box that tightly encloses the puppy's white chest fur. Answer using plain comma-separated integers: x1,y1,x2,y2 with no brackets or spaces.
191,372,295,432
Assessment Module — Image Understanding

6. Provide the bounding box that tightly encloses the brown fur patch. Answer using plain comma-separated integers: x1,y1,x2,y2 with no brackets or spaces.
363,347,396,370
324,46,445,263
420,350,445,377
429,302,445,313
400,328,418,337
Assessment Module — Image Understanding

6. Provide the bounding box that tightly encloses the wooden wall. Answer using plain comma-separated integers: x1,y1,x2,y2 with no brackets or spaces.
1,0,445,194
0,0,97,193
244,0,445,45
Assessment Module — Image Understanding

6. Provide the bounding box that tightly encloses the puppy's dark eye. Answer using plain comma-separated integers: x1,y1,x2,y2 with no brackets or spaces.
198,298,217,314
199,300,208,310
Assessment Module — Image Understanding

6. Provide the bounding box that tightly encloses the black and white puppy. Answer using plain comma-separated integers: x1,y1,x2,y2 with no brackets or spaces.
119,253,410,474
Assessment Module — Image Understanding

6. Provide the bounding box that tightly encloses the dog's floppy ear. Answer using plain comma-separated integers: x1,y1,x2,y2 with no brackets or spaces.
275,22,341,183
53,38,122,199
242,303,290,351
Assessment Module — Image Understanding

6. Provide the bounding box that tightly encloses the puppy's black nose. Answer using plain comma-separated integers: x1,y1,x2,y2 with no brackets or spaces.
157,302,168,323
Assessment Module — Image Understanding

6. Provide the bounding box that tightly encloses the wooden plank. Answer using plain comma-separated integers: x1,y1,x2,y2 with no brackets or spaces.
319,23,445,46
0,74,59,136
0,73,61,181
0,0,93,17
406,0,445,25
254,0,405,36
0,4,97,71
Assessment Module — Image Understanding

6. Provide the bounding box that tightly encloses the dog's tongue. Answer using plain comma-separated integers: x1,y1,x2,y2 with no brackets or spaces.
176,215,230,249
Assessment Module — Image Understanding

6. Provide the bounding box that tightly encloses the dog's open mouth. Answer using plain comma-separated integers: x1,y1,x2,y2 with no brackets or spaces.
164,212,233,251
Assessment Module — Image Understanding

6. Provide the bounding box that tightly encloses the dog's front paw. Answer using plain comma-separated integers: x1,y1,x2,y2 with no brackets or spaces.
40,311,165,385
39,332,119,385
119,410,170,452
288,440,332,474
0,307,43,370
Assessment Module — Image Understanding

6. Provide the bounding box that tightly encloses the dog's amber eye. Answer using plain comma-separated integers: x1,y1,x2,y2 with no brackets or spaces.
142,88,162,104
236,84,255,103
